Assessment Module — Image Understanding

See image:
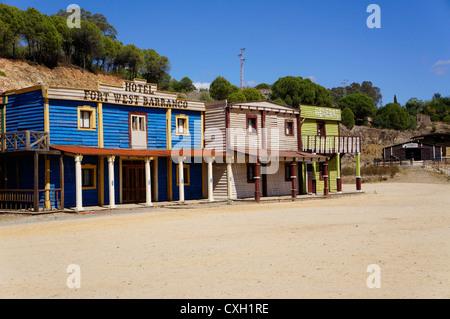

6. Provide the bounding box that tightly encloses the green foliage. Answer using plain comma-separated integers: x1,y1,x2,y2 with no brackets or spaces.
255,83,271,89
372,103,416,131
140,49,171,87
242,87,263,101
330,81,382,107
273,98,287,106
227,91,247,103
421,94,450,122
341,107,355,129
169,77,196,93
338,92,377,124
270,76,333,107
209,76,238,101
0,70,6,77
0,4,172,83
199,91,215,103
405,97,425,116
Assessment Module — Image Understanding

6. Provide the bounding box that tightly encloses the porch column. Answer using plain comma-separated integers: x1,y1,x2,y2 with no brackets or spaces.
336,154,342,193
75,154,83,212
206,156,214,202
255,161,261,202
323,160,329,196
226,157,233,200
291,160,297,200
178,156,185,203
108,155,116,209
356,153,362,192
312,162,317,195
145,157,153,207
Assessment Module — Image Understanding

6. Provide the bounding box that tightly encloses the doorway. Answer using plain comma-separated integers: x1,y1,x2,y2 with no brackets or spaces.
122,160,150,203
306,163,314,194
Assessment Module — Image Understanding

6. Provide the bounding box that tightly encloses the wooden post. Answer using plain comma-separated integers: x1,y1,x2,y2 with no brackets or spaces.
226,157,233,200
145,157,153,207
178,156,185,203
323,160,329,196
255,161,260,202
291,160,297,200
336,154,342,193
207,156,214,202
356,153,362,192
33,152,39,213
60,155,64,210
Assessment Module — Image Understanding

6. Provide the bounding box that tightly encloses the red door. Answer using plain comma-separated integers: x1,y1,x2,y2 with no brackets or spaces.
306,164,314,194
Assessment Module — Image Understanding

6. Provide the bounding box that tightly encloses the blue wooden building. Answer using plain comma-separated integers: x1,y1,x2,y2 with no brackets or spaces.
0,79,217,213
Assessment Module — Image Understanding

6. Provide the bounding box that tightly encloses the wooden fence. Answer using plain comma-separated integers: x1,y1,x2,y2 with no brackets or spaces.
0,189,63,213
302,135,361,154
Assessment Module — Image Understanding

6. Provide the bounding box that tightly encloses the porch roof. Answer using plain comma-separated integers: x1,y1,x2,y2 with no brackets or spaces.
51,146,226,158
234,149,329,162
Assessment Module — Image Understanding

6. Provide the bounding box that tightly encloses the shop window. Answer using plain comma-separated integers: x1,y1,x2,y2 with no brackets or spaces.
247,164,257,183
285,121,294,136
176,164,190,186
176,115,189,136
82,164,97,190
285,163,293,181
78,106,96,131
247,115,257,134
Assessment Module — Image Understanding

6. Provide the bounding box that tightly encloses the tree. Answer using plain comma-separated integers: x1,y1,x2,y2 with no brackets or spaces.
118,44,144,80
209,76,238,101
330,81,382,107
242,88,263,101
57,8,117,39
255,83,271,89
372,103,415,131
394,95,398,104
140,49,171,87
0,4,24,58
341,107,355,129
338,92,377,125
227,91,247,103
70,20,104,70
421,93,450,122
271,76,333,107
405,98,424,116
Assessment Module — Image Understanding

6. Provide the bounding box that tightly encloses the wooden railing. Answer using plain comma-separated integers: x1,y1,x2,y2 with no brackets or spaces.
1,131,49,152
302,135,361,154
0,189,62,213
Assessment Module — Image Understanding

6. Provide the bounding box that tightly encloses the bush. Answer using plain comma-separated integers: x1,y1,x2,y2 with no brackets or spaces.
341,107,355,129
0,70,6,77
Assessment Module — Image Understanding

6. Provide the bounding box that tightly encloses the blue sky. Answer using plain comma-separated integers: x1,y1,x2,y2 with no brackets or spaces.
2,0,449,105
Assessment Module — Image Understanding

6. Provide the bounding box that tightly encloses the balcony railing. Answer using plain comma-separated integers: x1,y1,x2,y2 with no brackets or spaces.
1,131,49,152
302,135,361,154
0,189,62,213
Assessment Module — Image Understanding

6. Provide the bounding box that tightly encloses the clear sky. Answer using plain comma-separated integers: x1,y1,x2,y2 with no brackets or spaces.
2,0,450,105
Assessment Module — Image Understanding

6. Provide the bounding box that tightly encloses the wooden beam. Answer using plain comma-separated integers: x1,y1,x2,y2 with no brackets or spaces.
60,155,64,210
34,152,39,213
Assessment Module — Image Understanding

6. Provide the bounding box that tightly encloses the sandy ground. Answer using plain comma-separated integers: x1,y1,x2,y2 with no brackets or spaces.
0,168,448,299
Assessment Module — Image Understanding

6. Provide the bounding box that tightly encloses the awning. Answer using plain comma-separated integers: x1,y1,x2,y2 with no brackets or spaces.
51,146,226,158
232,148,329,162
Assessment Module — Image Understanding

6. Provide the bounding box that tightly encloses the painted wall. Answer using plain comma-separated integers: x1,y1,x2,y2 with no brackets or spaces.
171,109,202,150
171,161,203,201
102,103,167,149
5,90,45,134
49,99,98,146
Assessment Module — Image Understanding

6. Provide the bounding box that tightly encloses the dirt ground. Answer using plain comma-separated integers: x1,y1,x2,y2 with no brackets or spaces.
0,167,448,299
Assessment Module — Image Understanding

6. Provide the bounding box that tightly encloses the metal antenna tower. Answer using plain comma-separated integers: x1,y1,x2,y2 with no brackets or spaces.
238,48,246,90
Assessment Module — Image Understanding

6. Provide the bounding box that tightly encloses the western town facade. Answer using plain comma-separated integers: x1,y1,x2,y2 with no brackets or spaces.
0,81,362,213
204,101,362,201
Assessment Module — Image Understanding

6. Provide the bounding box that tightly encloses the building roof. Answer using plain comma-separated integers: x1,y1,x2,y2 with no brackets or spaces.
51,146,226,158
234,148,328,162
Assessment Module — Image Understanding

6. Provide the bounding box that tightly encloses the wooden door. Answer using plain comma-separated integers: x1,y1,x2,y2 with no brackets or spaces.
130,114,147,149
122,161,146,203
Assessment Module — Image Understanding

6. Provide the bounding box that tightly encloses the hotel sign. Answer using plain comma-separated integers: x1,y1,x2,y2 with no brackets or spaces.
46,79,205,111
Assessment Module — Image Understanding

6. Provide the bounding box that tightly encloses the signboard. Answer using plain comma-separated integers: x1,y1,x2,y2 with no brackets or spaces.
300,104,341,121
403,143,419,148
46,79,205,111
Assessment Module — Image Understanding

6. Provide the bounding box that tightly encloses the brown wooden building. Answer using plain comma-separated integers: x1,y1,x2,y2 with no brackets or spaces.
383,141,443,161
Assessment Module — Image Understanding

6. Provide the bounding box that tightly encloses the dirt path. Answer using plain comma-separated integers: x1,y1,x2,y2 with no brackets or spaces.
0,169,448,299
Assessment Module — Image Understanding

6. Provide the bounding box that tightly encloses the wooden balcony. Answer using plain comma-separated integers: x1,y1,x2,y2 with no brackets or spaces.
1,131,49,152
302,135,361,154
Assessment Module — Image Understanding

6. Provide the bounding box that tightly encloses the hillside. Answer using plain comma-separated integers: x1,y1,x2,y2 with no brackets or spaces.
1,58,448,165
0,58,123,92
